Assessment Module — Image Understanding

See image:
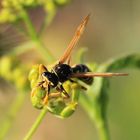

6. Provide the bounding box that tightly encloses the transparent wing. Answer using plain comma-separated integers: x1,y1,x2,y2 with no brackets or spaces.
58,14,90,64
71,72,128,78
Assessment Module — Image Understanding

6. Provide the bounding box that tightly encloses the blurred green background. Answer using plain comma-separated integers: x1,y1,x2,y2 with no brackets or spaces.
0,0,140,140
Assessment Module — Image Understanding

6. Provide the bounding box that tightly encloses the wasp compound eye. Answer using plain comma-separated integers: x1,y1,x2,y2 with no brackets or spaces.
42,72,58,87
42,72,51,78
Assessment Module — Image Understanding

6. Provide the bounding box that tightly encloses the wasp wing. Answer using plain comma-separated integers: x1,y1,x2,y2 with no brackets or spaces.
71,72,128,78
58,14,90,64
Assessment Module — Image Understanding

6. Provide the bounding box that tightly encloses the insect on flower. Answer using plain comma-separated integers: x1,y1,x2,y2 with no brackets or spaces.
30,14,128,113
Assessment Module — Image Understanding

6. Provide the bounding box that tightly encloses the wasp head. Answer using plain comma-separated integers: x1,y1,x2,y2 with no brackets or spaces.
42,72,58,87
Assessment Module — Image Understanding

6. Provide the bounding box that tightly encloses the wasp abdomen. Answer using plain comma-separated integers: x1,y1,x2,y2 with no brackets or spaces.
72,64,93,85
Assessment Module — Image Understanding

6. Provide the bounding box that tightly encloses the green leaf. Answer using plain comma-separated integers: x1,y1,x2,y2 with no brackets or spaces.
92,54,140,115
79,53,140,140
80,54,140,140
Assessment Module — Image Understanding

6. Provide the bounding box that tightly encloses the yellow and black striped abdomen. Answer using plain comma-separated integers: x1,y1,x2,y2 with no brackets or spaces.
72,64,93,85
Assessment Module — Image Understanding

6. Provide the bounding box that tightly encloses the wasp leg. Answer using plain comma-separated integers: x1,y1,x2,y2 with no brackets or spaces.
56,85,70,98
60,85,70,98
43,94,49,105
31,88,36,97
49,92,61,98
43,85,50,105
37,81,45,87
69,79,87,90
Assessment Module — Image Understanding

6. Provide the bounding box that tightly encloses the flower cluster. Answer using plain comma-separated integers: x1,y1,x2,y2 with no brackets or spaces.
0,55,30,91
0,0,70,23
28,64,81,118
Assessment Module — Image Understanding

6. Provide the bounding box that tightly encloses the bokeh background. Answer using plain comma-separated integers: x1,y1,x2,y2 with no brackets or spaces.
0,0,140,140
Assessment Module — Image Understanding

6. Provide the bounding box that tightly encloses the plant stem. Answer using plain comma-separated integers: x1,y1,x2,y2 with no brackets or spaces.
10,41,35,55
18,9,54,140
88,108,110,140
0,92,25,140
23,107,48,140
95,116,110,140
20,9,55,63
39,11,56,37
80,95,110,140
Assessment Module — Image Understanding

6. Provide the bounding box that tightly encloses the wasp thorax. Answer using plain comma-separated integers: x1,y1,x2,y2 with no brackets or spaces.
53,64,72,83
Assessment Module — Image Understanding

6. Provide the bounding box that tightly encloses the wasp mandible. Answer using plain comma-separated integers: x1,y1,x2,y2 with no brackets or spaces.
31,14,128,109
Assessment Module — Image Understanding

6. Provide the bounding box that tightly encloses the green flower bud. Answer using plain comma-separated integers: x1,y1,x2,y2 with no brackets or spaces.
36,87,46,99
63,81,71,93
13,68,23,81
63,82,81,102
30,79,38,88
0,8,16,23
23,0,37,7
28,65,39,82
54,0,70,6
0,55,29,91
11,0,22,9
60,102,77,118
43,0,56,13
0,56,13,80
71,88,80,103
31,86,47,109
31,95,44,109
2,0,11,8
13,68,28,90
47,98,66,115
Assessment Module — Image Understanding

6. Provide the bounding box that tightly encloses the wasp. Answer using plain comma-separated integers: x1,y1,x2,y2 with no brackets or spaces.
32,14,128,107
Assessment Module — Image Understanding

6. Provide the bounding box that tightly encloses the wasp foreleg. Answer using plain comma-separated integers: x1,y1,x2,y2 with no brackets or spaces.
55,85,70,98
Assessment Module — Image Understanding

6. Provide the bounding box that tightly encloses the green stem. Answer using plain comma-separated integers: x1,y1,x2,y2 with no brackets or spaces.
18,9,54,140
80,95,110,140
23,107,48,140
0,92,26,140
89,108,110,140
39,11,56,37
20,9,55,63
95,115,110,140
98,123,109,140
10,41,35,56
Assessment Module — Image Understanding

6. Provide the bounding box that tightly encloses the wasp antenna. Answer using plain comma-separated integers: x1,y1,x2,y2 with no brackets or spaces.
58,14,90,64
